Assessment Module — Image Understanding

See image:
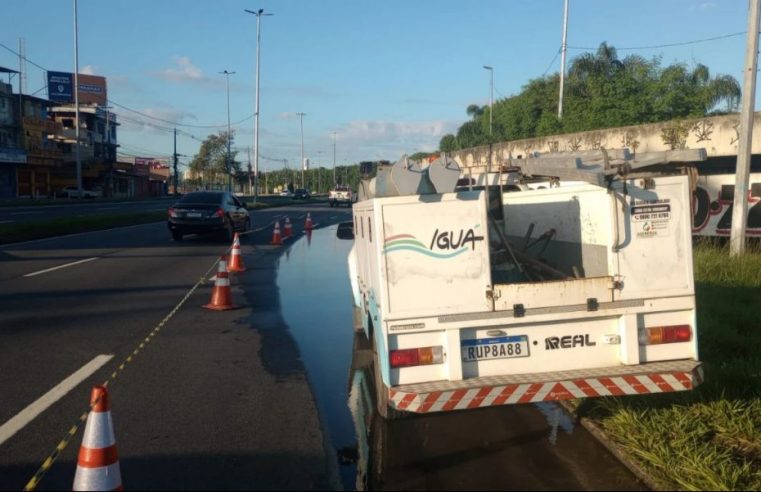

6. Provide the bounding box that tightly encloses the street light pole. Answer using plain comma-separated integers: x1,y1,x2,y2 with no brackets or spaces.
558,0,570,119
331,132,337,186
73,0,82,195
297,112,306,188
483,65,493,137
245,8,272,203
220,70,235,192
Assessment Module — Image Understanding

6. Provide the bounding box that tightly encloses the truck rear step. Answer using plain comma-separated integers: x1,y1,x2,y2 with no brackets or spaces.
389,360,702,413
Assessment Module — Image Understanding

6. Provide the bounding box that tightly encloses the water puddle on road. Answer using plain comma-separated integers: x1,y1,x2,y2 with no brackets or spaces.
277,226,642,491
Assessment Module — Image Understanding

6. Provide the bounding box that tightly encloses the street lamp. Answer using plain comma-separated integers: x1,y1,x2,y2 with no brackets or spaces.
331,132,337,186
73,0,82,195
296,112,306,188
483,65,493,137
220,70,235,192
245,8,273,203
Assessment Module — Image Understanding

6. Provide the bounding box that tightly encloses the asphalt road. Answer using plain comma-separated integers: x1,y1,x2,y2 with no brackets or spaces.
0,202,350,490
0,197,177,224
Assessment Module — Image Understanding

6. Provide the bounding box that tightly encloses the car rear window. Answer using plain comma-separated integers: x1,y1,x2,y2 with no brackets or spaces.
178,192,223,204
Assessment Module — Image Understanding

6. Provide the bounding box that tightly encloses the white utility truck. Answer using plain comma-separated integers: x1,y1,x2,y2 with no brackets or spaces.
344,150,704,418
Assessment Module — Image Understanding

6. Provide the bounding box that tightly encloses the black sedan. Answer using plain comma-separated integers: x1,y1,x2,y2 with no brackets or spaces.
293,188,311,199
167,191,250,241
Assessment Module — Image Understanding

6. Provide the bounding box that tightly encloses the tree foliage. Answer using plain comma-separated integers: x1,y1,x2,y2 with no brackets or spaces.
440,43,741,151
188,131,239,188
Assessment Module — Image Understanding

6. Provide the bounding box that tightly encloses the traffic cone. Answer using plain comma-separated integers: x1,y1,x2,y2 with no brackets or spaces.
306,228,313,246
283,217,293,238
304,213,313,231
73,386,123,492
203,260,238,310
228,233,246,272
271,221,283,245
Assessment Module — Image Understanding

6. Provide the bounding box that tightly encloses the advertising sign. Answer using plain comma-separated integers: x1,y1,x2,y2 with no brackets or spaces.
46,71,107,105
47,71,73,103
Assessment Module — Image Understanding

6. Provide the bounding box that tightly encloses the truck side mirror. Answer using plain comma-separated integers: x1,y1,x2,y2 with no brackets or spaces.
336,221,354,240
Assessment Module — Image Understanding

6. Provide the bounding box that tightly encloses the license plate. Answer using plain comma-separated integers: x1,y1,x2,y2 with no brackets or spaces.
186,212,202,218
461,335,530,362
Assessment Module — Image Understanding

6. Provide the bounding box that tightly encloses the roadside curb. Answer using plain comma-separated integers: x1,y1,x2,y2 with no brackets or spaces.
558,400,663,491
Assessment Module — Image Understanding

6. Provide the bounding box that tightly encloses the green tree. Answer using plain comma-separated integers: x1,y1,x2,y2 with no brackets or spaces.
189,131,238,189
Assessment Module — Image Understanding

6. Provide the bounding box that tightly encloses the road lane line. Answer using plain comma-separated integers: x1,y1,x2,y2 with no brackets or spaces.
10,211,44,215
23,257,98,278
0,220,14,224
0,354,114,447
1,222,163,248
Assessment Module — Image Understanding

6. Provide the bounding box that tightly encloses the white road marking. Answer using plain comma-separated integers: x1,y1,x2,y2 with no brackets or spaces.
23,257,98,278
329,215,337,219
0,220,14,224
9,211,43,215
96,206,121,210
0,354,114,446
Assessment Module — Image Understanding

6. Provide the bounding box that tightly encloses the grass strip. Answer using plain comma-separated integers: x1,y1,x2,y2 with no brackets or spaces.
579,241,761,491
0,211,166,244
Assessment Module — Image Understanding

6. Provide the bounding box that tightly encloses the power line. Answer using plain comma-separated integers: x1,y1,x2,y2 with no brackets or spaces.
569,31,746,52
543,47,561,76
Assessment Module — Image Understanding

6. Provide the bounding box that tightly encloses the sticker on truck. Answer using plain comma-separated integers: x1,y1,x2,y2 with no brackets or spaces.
632,201,672,238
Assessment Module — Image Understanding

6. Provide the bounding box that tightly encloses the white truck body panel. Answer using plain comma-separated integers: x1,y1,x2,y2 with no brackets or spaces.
350,175,702,414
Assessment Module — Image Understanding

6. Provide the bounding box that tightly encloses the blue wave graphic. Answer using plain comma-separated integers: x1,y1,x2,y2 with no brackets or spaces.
383,245,469,259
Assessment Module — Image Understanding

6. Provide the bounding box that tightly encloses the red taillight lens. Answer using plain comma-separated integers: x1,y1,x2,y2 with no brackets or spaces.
215,208,225,218
389,346,443,368
168,207,178,218
643,325,692,345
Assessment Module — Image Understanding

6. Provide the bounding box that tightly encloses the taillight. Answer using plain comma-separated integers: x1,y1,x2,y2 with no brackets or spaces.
640,325,692,345
390,346,444,368
215,208,225,218
168,207,178,218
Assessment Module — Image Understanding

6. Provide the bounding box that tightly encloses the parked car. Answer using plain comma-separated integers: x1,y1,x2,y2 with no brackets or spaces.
167,191,250,242
293,188,310,199
58,186,103,199
279,190,293,197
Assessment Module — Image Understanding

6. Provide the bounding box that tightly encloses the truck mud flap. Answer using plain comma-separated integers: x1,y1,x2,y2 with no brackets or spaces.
387,360,702,413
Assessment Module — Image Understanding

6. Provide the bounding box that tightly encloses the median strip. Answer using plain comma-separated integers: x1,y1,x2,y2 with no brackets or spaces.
23,257,99,278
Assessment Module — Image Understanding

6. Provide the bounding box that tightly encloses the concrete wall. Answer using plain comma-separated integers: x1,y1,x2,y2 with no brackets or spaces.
449,112,761,170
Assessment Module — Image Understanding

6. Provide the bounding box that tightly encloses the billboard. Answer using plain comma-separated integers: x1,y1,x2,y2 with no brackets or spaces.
46,71,107,105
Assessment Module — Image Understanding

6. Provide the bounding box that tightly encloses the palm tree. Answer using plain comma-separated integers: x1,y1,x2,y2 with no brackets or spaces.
466,104,485,119
691,63,741,113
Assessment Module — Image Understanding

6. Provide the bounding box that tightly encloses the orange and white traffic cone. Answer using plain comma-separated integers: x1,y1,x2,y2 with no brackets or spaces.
203,260,238,311
271,221,283,245
73,386,123,492
283,217,293,238
228,233,246,272
304,213,313,231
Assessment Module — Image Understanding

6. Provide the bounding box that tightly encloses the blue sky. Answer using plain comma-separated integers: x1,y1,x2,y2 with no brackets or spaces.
0,0,755,172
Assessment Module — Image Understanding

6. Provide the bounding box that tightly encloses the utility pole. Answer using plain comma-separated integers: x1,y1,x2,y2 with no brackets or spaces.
247,146,252,196
245,9,272,203
332,132,337,186
558,0,569,119
73,0,82,195
173,128,179,195
220,70,235,192
483,66,493,137
297,112,306,188
731,0,761,256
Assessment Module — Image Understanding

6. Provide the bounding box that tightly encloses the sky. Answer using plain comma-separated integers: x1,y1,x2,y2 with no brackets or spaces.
0,0,757,173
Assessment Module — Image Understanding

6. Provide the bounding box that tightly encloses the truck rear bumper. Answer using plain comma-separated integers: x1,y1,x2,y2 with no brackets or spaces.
389,360,703,413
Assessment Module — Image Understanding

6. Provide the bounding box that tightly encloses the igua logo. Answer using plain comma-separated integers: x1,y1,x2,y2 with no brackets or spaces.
545,335,597,350
429,228,484,251
383,225,483,259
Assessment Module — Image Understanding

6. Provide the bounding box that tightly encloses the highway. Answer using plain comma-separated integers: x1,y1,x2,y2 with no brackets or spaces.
0,201,644,490
0,202,349,490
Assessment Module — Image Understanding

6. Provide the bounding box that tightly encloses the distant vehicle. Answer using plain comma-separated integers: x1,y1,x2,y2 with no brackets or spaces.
329,185,356,207
167,191,250,242
58,186,103,199
279,190,293,197
293,188,310,200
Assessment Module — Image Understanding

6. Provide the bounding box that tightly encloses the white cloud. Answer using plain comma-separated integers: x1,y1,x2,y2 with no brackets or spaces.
690,2,716,11
117,107,198,132
335,119,460,159
154,56,213,84
80,65,97,75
